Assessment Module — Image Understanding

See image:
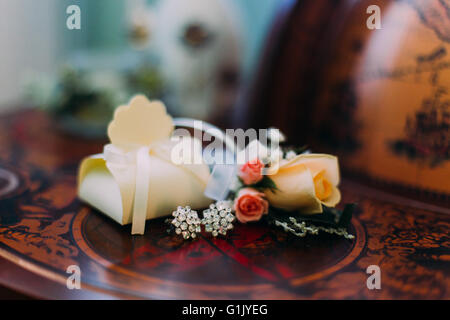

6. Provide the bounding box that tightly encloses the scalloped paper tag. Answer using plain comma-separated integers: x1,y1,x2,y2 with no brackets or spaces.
107,95,174,151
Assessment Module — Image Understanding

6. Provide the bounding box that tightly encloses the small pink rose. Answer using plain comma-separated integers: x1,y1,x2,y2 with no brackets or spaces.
234,188,269,223
238,159,264,185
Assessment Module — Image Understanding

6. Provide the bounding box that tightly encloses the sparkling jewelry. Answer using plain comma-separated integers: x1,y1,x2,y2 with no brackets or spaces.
167,202,236,240
201,201,235,237
170,206,202,240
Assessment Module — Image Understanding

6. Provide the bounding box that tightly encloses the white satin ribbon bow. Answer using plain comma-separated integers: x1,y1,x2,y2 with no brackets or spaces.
103,137,206,235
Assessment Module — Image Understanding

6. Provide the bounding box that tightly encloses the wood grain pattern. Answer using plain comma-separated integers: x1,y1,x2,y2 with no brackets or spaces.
0,110,448,299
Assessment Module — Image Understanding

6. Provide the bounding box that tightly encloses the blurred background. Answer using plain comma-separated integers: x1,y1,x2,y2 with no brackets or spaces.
0,0,448,201
0,0,282,134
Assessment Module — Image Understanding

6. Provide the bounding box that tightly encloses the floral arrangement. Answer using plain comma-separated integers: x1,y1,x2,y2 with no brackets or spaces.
231,150,355,239
168,142,356,241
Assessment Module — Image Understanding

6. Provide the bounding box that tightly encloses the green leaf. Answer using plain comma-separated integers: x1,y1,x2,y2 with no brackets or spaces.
249,176,278,192
337,203,356,227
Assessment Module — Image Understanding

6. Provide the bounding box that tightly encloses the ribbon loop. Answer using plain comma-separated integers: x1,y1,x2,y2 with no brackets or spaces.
204,164,237,201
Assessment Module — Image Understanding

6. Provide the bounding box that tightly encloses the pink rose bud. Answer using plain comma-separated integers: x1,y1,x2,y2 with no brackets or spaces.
238,159,264,185
234,188,269,223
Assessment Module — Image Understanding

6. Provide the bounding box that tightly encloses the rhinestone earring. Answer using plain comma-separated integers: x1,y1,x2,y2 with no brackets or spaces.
170,206,202,240
201,201,235,237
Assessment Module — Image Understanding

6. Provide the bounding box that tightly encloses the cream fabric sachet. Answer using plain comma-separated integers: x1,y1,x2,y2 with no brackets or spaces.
77,95,211,235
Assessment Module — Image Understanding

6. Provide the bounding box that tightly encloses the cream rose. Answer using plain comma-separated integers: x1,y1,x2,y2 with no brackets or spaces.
264,154,341,214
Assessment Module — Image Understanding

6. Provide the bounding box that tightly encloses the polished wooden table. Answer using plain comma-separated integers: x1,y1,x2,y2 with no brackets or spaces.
0,110,448,299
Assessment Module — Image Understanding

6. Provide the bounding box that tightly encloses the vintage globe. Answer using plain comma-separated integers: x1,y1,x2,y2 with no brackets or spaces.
242,0,450,199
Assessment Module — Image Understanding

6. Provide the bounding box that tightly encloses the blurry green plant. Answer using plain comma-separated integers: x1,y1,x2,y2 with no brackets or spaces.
126,64,165,99
25,64,164,138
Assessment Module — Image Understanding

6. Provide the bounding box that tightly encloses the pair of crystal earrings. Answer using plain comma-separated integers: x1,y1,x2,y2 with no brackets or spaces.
168,201,236,240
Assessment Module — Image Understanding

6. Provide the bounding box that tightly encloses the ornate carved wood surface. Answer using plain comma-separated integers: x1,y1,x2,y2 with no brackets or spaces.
0,110,448,299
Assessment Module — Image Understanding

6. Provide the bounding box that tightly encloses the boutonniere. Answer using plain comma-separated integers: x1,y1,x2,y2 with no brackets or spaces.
168,132,356,240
